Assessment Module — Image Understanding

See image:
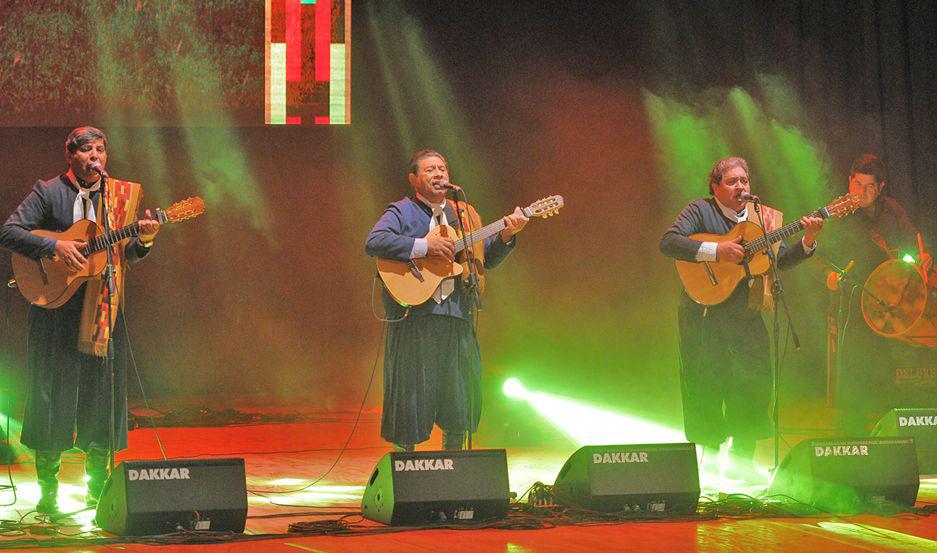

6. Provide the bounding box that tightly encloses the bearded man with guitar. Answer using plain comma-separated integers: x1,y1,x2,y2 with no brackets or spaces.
0,127,160,514
366,149,528,452
660,156,825,480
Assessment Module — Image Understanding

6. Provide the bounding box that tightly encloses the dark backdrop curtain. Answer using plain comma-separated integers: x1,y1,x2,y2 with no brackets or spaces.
637,0,937,238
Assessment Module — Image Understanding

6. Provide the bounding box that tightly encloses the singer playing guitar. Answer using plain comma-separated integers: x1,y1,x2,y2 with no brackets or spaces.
0,126,160,514
365,149,527,453
659,156,824,482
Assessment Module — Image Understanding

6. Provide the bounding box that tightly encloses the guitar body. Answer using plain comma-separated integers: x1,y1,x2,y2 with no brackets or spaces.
9,196,205,309
377,224,463,307
674,221,778,306
374,194,564,307
11,220,107,308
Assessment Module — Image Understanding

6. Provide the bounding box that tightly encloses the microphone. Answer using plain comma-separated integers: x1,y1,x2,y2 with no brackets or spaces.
90,162,109,179
826,260,855,291
838,259,855,281
739,193,760,203
440,181,461,191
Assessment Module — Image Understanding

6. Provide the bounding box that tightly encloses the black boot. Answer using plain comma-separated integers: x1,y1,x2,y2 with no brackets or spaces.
35,450,62,514
85,448,109,508
442,431,464,451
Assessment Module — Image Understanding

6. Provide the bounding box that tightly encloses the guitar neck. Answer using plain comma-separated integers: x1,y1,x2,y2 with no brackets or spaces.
81,222,144,255
454,220,506,254
745,208,824,254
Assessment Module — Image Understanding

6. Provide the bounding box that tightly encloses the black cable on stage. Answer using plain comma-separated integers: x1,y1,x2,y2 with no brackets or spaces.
0,274,19,506
370,275,408,323
0,491,926,547
120,302,168,460
0,410,16,508
166,444,388,460
128,406,347,428
247,322,384,500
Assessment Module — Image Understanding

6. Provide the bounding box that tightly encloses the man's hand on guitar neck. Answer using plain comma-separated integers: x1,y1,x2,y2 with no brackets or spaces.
137,208,161,245
500,207,529,243
54,240,88,272
427,234,455,262
715,235,745,264
801,215,824,248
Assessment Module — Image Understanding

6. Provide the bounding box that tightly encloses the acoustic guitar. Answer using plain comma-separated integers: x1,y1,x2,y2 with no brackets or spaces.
377,195,564,307
11,196,205,308
675,194,860,306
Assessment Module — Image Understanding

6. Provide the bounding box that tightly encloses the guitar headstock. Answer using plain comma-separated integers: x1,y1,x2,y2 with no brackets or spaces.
522,195,565,218
822,193,861,219
159,196,206,224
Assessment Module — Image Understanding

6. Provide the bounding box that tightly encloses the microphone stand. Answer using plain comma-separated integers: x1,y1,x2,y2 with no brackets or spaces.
98,176,118,475
451,188,480,451
822,258,888,422
750,200,800,475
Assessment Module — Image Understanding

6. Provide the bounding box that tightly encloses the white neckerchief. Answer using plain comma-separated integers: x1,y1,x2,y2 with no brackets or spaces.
417,195,455,302
417,194,447,224
714,197,748,223
70,174,102,223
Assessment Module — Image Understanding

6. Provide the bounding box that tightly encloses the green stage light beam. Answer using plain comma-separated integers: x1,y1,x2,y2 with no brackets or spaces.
502,378,771,494
154,3,271,235
502,377,685,446
645,76,831,216
364,2,493,212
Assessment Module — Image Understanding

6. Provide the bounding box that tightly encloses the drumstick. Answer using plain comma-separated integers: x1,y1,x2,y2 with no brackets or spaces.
918,232,930,286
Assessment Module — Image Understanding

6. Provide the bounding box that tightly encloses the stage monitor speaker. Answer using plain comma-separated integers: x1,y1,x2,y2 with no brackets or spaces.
552,443,700,513
361,449,510,525
768,438,919,513
95,458,248,535
872,408,937,473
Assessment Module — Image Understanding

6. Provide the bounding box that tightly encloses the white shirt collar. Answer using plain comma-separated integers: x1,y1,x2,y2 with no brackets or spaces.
416,193,446,213
714,197,748,223
65,169,102,194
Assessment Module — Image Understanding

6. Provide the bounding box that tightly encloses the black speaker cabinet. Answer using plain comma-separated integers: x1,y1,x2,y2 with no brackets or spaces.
361,449,510,525
95,458,248,535
553,443,700,513
872,408,937,473
768,438,919,513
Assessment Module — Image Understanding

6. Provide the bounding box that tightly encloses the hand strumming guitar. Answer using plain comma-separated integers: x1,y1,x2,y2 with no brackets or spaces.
55,240,88,272
716,235,745,263
427,234,455,262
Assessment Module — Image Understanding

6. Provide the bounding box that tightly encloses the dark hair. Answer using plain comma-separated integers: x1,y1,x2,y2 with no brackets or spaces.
409,149,446,174
65,126,107,157
849,153,885,183
707,156,749,194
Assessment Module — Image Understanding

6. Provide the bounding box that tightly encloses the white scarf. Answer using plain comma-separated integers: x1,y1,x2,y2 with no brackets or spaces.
72,178,101,223
422,199,455,303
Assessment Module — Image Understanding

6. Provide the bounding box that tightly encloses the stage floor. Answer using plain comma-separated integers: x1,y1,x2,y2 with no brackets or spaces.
0,410,936,552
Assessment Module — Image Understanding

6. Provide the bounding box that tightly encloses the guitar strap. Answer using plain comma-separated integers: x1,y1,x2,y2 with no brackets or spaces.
78,179,142,357
748,202,782,311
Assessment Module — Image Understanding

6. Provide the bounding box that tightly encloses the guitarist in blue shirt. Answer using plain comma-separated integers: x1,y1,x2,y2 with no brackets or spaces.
660,156,824,481
366,149,527,451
